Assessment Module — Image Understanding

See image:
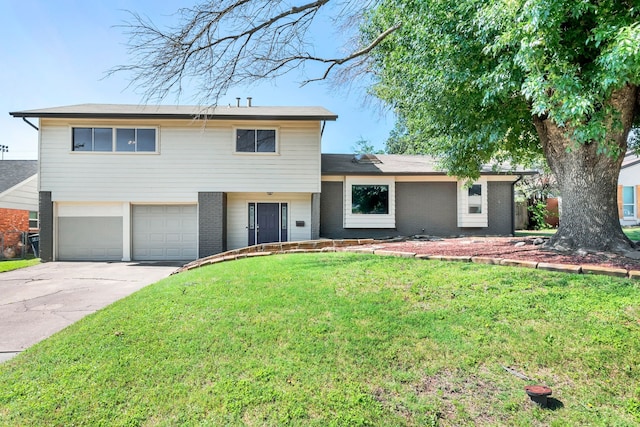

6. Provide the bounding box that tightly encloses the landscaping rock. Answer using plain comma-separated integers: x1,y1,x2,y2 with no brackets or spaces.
537,262,581,274
624,250,640,260
514,241,526,247
500,259,538,268
533,238,545,245
373,250,416,258
581,265,628,278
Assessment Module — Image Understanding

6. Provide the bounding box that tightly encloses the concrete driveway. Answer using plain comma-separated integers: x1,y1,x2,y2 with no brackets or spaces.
0,261,181,363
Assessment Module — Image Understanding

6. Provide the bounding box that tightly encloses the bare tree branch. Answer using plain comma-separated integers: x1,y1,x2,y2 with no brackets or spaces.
108,0,398,105
300,22,401,85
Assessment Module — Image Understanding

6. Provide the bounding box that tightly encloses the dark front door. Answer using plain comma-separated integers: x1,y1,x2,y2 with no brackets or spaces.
248,202,288,246
257,203,279,244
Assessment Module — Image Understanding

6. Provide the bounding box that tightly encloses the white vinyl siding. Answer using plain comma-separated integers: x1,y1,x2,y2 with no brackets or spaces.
0,175,38,211
39,119,322,202
226,192,312,250
344,176,396,228
457,178,488,227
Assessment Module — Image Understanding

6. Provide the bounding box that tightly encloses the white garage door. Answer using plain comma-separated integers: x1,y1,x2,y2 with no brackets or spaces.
58,217,123,261
132,205,197,261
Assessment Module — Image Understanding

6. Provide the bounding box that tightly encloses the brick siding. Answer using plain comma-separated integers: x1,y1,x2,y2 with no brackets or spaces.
39,191,53,262
0,208,29,247
198,192,227,257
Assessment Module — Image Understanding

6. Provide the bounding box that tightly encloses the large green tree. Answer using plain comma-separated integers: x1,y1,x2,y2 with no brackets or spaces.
116,0,640,253
366,0,640,253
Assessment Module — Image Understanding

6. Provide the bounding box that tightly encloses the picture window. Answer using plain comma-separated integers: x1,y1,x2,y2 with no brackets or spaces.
351,185,389,215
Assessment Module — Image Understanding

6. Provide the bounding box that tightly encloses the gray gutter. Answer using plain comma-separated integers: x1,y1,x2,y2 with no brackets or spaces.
22,117,39,131
9,111,338,121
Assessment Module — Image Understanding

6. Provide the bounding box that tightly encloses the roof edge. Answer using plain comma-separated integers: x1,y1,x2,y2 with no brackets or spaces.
321,171,538,176
9,111,338,121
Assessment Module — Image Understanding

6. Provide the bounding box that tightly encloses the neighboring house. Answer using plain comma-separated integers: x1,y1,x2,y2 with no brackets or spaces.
10,103,530,262
0,160,38,250
321,154,533,239
618,151,640,226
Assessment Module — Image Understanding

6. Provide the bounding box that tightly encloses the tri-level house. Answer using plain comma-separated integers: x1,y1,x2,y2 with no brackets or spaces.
11,103,531,262
11,103,336,262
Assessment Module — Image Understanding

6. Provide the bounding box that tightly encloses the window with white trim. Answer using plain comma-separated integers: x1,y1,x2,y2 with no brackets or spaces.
457,179,488,227
72,127,157,152
352,185,389,214
344,177,395,228
468,184,482,214
623,186,635,217
235,129,277,153
28,211,39,229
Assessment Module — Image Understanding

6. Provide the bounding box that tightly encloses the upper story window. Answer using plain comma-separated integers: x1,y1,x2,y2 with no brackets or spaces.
72,127,157,153
235,129,276,153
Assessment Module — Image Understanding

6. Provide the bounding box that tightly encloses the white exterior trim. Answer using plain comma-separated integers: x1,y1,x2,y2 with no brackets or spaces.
344,176,396,229
122,202,131,261
457,178,488,228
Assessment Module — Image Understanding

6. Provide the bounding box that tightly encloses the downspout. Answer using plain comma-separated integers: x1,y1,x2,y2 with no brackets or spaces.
22,117,39,131
511,175,524,235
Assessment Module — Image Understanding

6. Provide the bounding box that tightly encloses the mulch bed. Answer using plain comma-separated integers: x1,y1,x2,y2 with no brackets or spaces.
356,236,640,271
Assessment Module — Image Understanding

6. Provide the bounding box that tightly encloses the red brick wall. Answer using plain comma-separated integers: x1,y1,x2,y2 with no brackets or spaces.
0,208,29,248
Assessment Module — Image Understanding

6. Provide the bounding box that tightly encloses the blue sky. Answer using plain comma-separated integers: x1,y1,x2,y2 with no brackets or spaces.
0,0,393,160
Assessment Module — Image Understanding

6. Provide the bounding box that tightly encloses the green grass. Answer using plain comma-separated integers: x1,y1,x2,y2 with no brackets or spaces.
0,258,39,273
623,227,640,241
1,252,640,426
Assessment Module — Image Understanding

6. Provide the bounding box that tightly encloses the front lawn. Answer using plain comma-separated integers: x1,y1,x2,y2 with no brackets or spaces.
624,227,640,241
1,253,639,426
0,258,40,273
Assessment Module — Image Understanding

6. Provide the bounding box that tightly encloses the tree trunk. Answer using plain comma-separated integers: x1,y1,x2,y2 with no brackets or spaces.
532,85,638,254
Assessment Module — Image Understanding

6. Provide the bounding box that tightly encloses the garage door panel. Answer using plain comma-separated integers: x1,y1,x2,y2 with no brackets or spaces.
58,217,123,261
132,205,197,261
165,233,182,244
